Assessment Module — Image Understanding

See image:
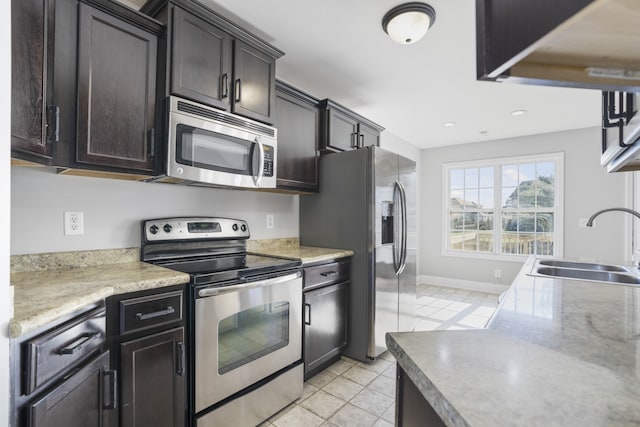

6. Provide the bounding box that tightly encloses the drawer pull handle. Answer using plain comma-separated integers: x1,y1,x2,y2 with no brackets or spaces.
176,341,185,376
58,332,100,355
304,303,311,325
320,271,338,277
136,306,175,321
104,369,118,410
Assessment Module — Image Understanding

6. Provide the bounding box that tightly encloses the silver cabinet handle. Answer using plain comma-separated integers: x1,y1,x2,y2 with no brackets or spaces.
135,306,175,321
198,271,302,297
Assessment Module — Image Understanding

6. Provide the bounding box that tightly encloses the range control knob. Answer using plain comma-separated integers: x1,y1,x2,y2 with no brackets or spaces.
163,224,173,233
240,224,247,232
232,223,239,231
149,225,159,235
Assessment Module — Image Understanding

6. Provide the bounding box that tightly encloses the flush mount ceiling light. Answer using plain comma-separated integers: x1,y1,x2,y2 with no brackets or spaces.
382,2,436,45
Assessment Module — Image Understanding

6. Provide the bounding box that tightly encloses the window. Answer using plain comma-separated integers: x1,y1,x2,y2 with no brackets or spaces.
444,153,563,260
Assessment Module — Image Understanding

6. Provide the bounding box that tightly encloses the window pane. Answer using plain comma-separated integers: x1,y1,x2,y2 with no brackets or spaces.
519,163,535,182
502,231,518,254
518,233,536,255
536,178,555,208
479,189,493,208
450,213,464,231
518,213,535,232
479,212,493,231
478,231,493,252
450,169,464,189
535,233,555,256
502,187,517,208
479,167,493,188
462,231,478,251
465,168,478,188
450,231,464,250
537,162,555,182
518,181,536,208
502,165,518,187
464,189,479,205
536,213,554,232
463,212,478,230
450,189,464,207
502,212,517,232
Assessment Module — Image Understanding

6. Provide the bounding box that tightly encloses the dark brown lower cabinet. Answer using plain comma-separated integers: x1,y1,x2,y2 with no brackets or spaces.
396,365,446,427
303,281,349,380
120,327,186,427
27,351,115,427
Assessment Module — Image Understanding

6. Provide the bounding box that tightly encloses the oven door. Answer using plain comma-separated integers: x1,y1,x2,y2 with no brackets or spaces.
167,98,276,189
194,271,302,413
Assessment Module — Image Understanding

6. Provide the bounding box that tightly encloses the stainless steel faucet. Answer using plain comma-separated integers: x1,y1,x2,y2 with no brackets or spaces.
586,207,640,267
586,207,640,227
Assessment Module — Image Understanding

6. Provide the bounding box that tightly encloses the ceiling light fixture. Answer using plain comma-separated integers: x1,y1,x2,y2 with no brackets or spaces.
511,110,527,116
382,2,436,45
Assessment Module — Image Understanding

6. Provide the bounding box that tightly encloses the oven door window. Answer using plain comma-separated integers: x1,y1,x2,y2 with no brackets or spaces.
176,124,255,176
218,301,290,374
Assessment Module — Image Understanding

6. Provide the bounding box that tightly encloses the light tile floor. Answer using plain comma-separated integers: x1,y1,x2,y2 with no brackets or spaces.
261,285,500,427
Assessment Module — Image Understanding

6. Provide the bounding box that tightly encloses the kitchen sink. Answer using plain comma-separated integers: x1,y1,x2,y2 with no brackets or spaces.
529,259,640,286
537,260,628,272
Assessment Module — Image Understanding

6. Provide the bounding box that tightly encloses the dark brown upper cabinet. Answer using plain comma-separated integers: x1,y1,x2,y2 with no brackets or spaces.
144,0,283,125
274,81,320,193
11,0,53,165
476,0,640,91
10,0,163,177
74,3,158,173
319,99,383,153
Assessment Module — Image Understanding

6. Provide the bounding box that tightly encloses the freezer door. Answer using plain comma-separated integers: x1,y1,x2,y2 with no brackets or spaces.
371,148,401,359
398,154,417,333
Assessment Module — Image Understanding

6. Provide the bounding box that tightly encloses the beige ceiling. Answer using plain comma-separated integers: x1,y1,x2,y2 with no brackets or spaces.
131,0,603,149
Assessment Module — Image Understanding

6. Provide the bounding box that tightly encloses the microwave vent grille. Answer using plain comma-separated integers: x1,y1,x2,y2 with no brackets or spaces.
177,101,275,138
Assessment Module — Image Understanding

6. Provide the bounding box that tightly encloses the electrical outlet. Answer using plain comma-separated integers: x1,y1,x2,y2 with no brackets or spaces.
494,269,501,279
64,211,84,235
266,214,274,229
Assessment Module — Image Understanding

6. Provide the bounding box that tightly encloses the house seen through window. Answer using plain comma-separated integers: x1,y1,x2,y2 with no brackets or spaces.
445,153,563,259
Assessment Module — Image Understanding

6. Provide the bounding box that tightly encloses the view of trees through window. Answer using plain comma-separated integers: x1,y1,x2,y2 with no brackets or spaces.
448,158,558,257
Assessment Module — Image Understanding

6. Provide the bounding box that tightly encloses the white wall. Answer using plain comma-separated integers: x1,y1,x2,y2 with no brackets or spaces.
380,130,421,163
11,167,299,255
2,1,11,423
421,127,629,286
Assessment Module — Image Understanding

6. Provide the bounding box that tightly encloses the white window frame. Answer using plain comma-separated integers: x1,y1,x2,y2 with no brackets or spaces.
442,152,564,262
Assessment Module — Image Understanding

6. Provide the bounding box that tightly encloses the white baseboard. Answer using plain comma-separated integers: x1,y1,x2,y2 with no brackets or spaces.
419,275,509,294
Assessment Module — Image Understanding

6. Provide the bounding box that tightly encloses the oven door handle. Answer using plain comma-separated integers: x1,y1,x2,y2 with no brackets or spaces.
197,271,302,298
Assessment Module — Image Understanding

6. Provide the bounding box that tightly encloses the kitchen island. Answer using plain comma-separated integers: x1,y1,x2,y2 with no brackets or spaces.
386,256,640,426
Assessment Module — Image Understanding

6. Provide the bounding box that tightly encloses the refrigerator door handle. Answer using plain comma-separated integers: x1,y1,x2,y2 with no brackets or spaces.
393,181,405,275
397,180,408,275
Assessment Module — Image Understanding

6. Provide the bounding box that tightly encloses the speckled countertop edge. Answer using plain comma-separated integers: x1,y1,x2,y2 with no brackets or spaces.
247,238,353,265
10,249,190,338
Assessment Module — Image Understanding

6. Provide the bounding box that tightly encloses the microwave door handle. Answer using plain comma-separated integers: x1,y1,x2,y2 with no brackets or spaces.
253,136,265,186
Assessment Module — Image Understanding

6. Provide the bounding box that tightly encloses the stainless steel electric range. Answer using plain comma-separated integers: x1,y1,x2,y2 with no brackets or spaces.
141,217,303,427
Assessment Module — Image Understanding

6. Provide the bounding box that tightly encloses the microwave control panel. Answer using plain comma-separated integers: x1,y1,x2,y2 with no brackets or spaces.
264,145,274,177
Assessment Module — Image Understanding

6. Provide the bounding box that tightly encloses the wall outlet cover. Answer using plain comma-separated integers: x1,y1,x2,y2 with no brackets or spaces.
64,211,84,235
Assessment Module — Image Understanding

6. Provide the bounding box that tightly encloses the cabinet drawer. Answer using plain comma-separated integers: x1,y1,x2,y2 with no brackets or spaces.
304,260,350,290
119,290,183,335
25,307,106,395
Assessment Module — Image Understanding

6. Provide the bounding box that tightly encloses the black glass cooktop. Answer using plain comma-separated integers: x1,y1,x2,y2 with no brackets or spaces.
153,253,301,285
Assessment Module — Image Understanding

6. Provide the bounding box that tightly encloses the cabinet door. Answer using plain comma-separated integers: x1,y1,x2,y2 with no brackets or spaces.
274,84,319,192
27,351,114,427
120,327,185,427
232,40,276,124
76,3,157,172
171,7,232,110
304,281,349,378
11,0,52,164
326,108,359,152
358,122,380,148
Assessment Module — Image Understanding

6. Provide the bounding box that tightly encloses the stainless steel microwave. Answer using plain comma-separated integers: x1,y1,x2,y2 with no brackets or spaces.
154,96,277,189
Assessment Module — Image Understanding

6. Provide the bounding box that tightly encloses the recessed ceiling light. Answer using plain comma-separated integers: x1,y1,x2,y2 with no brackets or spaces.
480,130,488,134
443,122,456,127
511,109,527,116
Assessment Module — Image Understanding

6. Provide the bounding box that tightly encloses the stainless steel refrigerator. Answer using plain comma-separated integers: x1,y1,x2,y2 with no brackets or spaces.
300,146,416,362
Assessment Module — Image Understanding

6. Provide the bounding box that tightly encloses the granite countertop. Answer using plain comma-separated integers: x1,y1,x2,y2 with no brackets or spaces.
10,248,190,338
247,238,353,265
386,256,640,426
